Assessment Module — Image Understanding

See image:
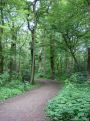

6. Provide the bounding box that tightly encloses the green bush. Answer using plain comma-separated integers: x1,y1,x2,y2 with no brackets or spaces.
67,72,88,84
0,87,22,100
0,80,38,101
46,83,90,121
0,72,9,86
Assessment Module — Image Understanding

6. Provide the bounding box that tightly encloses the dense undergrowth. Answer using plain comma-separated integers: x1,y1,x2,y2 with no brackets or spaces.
0,80,37,101
46,73,90,121
0,72,39,101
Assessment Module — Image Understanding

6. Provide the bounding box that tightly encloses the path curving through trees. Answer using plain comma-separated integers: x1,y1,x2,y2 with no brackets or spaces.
0,80,60,121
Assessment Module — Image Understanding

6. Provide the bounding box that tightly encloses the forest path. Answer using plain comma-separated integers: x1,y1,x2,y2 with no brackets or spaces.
0,80,60,121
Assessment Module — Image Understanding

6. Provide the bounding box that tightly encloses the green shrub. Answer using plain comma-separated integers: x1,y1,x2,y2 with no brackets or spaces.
0,87,22,100
0,80,38,101
36,71,45,78
67,72,88,84
0,72,9,86
46,83,90,121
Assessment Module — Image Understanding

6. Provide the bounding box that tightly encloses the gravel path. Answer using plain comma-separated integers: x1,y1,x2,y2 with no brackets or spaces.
0,80,60,121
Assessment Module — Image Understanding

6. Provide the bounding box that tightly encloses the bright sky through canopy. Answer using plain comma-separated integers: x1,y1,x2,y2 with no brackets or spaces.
27,0,34,2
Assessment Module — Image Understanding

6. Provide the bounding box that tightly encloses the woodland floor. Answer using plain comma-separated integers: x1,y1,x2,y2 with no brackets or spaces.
0,80,60,121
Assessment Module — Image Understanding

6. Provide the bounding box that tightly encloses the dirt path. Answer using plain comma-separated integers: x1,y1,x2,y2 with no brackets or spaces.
0,80,60,121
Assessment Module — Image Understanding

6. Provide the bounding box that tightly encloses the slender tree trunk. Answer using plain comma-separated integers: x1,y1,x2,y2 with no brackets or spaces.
18,48,21,78
57,58,61,78
43,47,46,74
30,30,35,84
9,25,17,80
50,35,55,80
9,42,16,79
26,0,38,84
87,47,90,77
0,40,3,74
87,1,90,77
65,53,68,74
38,48,42,72
87,0,90,15
43,31,47,75
0,1,4,74
70,51,78,66
63,35,79,71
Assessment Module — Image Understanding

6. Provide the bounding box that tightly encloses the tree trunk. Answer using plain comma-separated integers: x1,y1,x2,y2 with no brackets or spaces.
63,35,79,71
0,40,3,74
30,30,35,84
9,42,16,79
18,48,21,78
87,47,90,77
0,1,4,74
27,0,38,84
9,25,17,80
87,1,90,77
70,50,80,71
50,35,55,80
87,0,90,15
38,48,43,72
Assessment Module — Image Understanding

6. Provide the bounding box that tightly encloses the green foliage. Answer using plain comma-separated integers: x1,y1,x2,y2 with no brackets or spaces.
36,71,45,78
0,72,9,86
66,72,88,84
0,0,89,102
46,83,90,121
0,87,22,100
0,0,89,82
0,80,37,101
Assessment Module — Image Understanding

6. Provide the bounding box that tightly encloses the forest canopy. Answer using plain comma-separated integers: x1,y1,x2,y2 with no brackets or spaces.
0,0,90,84
0,0,90,120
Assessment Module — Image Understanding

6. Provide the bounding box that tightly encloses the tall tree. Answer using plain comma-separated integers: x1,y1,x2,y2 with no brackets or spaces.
50,33,55,80
87,47,90,77
87,0,90,77
0,0,4,74
87,0,90,15
9,23,17,79
27,0,39,84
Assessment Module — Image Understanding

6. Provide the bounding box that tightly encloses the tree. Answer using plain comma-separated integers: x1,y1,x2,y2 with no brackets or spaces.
0,0,5,74
87,0,90,15
87,0,90,77
26,0,39,84
9,23,17,79
87,47,90,76
50,33,55,80
0,0,89,84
